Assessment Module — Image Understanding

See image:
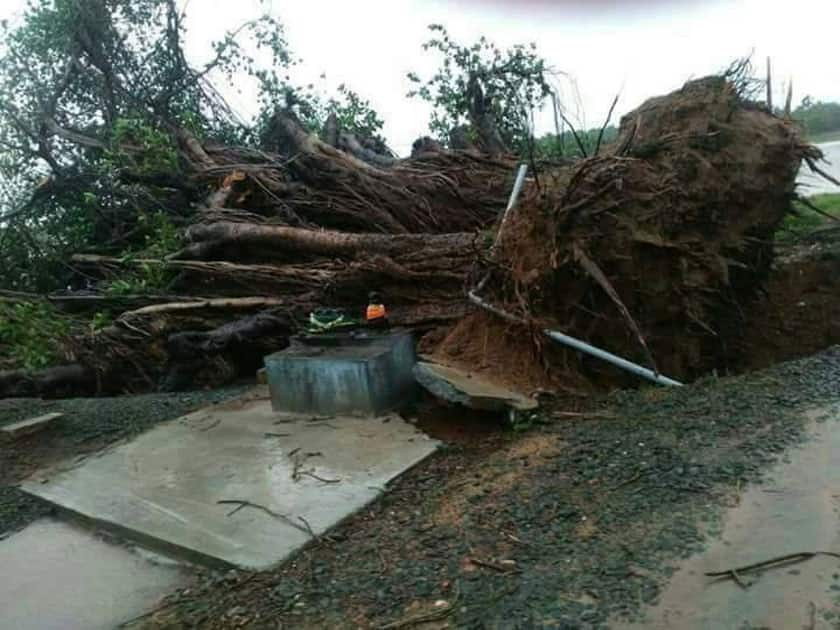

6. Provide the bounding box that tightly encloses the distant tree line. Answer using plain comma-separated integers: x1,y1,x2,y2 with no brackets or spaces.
792,97,840,138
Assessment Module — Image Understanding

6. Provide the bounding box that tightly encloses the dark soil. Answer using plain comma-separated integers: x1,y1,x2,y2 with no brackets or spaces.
0,387,246,538
137,347,840,630
735,235,840,372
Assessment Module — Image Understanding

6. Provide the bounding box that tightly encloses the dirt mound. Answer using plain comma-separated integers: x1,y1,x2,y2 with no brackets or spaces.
444,76,817,390
734,234,840,372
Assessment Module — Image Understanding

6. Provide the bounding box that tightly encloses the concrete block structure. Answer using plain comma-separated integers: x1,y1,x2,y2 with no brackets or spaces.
264,330,416,416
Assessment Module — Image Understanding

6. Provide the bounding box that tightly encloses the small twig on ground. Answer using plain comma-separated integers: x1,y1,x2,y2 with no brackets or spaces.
218,499,280,518
376,585,460,630
727,569,749,589
198,418,222,432
503,531,530,546
217,499,313,537
807,601,817,630
263,432,290,438
705,551,840,584
612,471,643,490
300,470,341,484
297,515,316,538
468,556,520,574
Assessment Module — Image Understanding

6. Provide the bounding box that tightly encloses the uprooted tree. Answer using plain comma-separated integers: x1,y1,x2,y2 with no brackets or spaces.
0,1,831,398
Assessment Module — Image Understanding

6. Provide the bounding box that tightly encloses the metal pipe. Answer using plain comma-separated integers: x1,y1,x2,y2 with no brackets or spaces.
468,290,683,387
496,163,529,248
542,329,683,387
476,164,528,293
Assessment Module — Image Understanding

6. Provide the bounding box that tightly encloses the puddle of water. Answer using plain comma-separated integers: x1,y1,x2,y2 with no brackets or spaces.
620,406,840,629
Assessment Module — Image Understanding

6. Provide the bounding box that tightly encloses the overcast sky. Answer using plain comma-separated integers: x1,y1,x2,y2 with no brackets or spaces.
3,0,839,154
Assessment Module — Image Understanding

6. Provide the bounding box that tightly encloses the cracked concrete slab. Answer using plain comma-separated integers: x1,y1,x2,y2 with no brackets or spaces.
22,391,438,570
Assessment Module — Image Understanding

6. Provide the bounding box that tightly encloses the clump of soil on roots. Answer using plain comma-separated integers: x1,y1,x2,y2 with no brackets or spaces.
436,75,819,393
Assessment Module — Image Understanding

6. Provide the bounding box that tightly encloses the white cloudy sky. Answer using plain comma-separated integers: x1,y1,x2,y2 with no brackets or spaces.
3,0,839,154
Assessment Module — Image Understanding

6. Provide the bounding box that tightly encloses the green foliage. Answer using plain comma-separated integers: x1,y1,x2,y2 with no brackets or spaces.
104,211,178,295
779,193,840,242
89,310,112,332
323,84,387,143
137,211,180,258
509,409,548,433
792,97,840,140
534,126,619,160
407,25,553,149
107,118,179,175
0,1,389,297
0,300,69,369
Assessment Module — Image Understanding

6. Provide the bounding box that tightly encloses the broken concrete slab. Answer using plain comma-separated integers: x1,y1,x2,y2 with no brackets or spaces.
414,361,537,412
265,330,416,416
1,412,63,439
0,518,184,630
22,393,438,570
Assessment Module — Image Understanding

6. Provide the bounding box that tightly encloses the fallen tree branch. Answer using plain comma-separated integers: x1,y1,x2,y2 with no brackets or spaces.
180,221,476,259
119,297,287,320
705,551,840,584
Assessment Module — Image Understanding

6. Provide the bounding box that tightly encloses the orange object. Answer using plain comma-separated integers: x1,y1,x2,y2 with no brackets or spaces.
366,303,386,321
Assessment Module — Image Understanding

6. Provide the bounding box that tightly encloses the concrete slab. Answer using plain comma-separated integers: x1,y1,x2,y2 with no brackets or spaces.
1,412,63,438
0,518,184,630
414,361,537,412
265,330,416,416
22,392,438,570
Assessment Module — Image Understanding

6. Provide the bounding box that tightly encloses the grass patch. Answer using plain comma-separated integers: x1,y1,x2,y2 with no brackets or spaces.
779,193,840,241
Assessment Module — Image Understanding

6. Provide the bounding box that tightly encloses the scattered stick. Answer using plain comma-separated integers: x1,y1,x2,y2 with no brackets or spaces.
218,499,280,518
217,499,313,537
297,515,317,538
376,585,460,630
198,418,222,432
300,470,341,484
469,556,520,574
263,432,291,438
705,551,840,585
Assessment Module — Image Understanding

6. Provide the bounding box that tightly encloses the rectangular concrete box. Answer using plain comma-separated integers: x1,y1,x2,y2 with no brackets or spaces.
264,330,416,416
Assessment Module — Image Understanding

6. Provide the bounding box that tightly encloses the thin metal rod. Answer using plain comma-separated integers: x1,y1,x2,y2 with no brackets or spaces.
476,164,528,292
468,290,683,387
